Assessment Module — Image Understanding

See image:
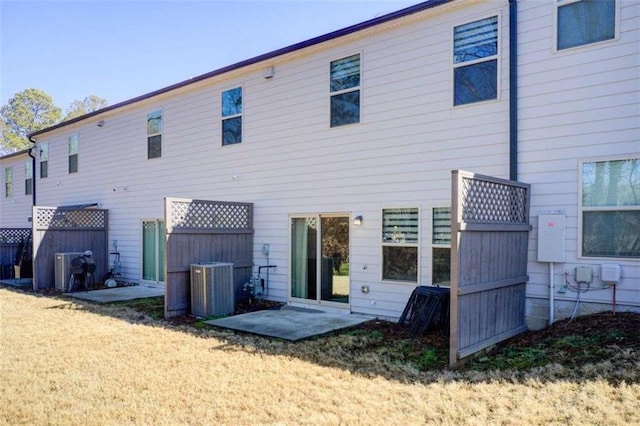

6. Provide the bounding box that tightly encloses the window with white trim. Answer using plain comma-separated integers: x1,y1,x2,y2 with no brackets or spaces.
39,143,48,178
68,134,78,173
330,54,360,127
24,162,32,195
557,0,616,50
581,157,639,258
382,208,419,282
221,87,242,145
453,16,498,106
4,167,12,198
147,109,162,159
432,207,451,285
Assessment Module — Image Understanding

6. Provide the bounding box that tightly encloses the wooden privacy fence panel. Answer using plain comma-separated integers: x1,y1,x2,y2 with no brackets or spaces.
0,228,31,279
450,170,531,367
32,206,108,290
164,198,253,318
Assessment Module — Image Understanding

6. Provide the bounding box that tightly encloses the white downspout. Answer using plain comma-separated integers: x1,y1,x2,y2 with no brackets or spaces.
549,262,554,325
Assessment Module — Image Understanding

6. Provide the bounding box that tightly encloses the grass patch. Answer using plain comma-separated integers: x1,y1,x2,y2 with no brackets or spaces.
109,296,164,319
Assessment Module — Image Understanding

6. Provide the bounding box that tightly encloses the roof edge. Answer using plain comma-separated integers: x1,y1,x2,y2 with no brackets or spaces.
28,0,452,139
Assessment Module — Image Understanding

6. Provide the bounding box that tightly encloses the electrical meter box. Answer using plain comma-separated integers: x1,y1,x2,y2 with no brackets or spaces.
537,214,565,262
601,263,621,283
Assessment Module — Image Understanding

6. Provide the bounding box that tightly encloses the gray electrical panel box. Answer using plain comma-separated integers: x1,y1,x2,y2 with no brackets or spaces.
537,214,565,262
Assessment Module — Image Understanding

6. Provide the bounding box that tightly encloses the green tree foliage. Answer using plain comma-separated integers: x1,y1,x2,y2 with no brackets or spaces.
64,95,108,121
0,88,62,151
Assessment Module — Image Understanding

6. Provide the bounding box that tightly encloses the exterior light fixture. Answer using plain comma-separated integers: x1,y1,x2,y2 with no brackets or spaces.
353,215,363,226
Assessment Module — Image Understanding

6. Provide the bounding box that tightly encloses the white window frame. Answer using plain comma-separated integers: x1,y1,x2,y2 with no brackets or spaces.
452,12,501,107
39,142,48,179
431,206,451,286
221,86,243,146
68,134,79,174
381,207,420,284
24,162,33,196
578,155,640,259
329,52,362,128
147,109,163,159
4,167,13,198
553,0,620,53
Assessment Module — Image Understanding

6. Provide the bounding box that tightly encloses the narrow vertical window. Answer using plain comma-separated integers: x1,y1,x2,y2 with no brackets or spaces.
432,207,451,285
557,0,616,50
330,54,360,127
382,208,419,282
4,167,13,198
147,109,162,159
68,134,79,173
453,16,498,106
25,162,33,195
39,143,48,178
221,87,242,145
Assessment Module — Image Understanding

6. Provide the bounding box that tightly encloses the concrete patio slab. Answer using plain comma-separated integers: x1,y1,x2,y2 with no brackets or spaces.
205,305,373,341
0,278,32,288
66,284,164,303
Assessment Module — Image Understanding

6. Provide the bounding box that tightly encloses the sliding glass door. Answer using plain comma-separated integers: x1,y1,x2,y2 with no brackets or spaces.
142,219,165,284
290,215,349,306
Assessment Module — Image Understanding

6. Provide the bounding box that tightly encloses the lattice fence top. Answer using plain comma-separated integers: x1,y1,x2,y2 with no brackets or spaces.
35,208,107,229
461,176,528,224
169,199,252,231
0,228,31,244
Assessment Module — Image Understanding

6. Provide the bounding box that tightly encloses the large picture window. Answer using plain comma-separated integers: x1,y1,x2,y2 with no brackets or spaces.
581,158,639,258
330,54,360,127
222,87,242,145
147,109,162,159
382,208,419,283
557,0,616,50
453,16,498,106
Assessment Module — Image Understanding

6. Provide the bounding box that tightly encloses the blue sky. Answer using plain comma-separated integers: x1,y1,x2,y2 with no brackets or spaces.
1,0,418,111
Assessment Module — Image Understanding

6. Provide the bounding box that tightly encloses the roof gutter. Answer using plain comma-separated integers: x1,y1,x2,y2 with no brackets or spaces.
27,136,37,207
509,0,518,181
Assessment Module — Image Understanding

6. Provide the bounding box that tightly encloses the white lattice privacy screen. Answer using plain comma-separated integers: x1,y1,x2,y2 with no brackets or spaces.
35,208,107,229
460,176,529,224
168,199,252,231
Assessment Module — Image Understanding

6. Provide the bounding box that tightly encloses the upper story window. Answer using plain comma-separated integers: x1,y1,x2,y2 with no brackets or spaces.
453,16,498,106
557,0,616,50
432,207,451,286
4,167,12,198
330,54,360,127
221,87,242,145
147,109,162,159
581,157,639,258
24,162,32,195
382,208,419,283
68,134,79,173
39,143,48,178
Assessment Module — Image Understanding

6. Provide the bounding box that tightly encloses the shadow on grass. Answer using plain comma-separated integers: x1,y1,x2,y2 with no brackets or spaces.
4,284,639,386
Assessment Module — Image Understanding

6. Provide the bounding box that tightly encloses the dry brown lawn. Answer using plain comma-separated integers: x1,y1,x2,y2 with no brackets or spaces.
1,287,638,425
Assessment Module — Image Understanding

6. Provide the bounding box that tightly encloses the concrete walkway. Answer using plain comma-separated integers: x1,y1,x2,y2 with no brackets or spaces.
66,284,164,303
205,306,373,341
